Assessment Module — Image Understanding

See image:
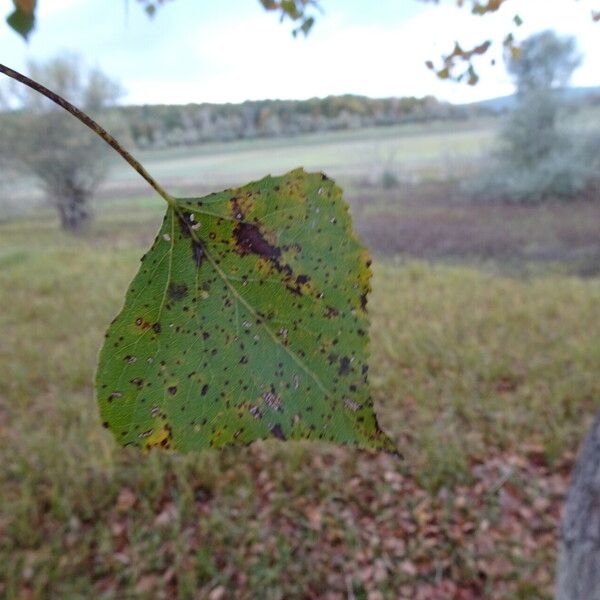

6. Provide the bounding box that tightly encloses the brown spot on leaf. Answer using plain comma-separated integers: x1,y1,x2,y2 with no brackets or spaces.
325,306,339,318
234,222,281,260
339,356,352,376
270,423,286,440
230,197,245,221
249,405,263,419
177,213,193,237
360,292,368,312
135,317,151,329
168,282,188,301
192,238,205,267
233,220,311,298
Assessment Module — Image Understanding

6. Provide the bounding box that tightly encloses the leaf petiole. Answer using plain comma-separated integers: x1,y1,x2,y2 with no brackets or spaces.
0,62,177,209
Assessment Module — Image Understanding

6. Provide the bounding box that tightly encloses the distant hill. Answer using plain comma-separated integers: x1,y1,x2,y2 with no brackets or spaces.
2,93,489,152
115,94,482,149
465,86,600,113
4,86,596,152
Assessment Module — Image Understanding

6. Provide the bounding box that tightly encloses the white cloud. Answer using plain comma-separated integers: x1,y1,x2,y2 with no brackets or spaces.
3,0,599,105
124,0,600,105
38,0,80,17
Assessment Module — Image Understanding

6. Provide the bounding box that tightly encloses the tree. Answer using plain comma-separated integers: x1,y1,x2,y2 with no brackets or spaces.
497,31,587,201
507,29,581,94
0,55,122,231
556,412,600,600
467,30,595,203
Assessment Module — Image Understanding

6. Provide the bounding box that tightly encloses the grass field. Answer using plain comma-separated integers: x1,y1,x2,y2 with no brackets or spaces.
124,120,493,190
1,118,496,216
1,116,600,598
1,189,599,598
105,104,600,192
5,104,598,214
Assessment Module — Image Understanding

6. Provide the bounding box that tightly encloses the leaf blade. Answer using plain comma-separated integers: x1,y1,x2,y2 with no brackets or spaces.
96,169,395,454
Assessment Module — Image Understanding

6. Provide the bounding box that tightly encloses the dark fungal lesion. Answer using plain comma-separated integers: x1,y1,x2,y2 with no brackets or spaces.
234,221,281,261
232,218,315,297
324,306,339,318
130,377,144,389
228,190,323,298
171,207,207,269
249,405,263,419
269,423,286,441
360,292,368,312
135,317,152,329
168,282,188,301
338,356,352,376
191,238,205,267
177,211,194,237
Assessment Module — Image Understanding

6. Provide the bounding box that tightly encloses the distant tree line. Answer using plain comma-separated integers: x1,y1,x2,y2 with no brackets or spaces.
116,95,480,149
2,45,599,233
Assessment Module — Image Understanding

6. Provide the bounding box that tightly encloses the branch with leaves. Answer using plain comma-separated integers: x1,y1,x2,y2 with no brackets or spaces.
0,61,396,455
5,0,36,39
5,0,322,40
419,0,598,84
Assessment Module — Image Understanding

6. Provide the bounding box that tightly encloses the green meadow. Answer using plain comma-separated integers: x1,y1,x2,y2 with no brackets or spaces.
1,117,599,598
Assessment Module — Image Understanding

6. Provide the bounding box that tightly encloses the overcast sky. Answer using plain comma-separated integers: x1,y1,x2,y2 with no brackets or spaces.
2,0,599,105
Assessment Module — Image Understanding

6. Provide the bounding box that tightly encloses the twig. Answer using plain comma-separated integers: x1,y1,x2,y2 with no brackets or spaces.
0,62,176,209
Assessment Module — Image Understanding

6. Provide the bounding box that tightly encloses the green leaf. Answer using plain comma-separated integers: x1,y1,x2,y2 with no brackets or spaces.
6,5,35,40
293,16,314,37
96,169,395,454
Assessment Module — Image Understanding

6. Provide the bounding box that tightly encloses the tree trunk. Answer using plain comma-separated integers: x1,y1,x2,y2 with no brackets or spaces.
56,191,91,232
556,409,600,599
